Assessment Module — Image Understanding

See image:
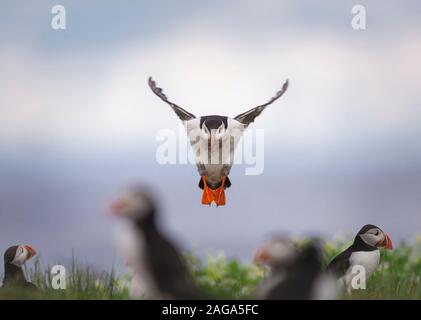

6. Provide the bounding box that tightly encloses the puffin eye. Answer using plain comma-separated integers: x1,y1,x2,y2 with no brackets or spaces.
375,231,379,236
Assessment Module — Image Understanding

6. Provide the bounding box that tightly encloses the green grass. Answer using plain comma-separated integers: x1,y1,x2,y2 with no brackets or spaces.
1,237,420,300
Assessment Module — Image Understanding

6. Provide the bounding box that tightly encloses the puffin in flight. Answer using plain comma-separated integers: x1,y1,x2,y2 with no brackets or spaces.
326,224,393,292
1,245,37,291
148,77,289,206
111,186,202,299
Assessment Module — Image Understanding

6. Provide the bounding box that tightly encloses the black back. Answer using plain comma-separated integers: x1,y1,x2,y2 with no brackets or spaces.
200,116,228,130
135,212,202,299
326,232,378,277
4,246,18,264
325,247,353,277
262,242,323,300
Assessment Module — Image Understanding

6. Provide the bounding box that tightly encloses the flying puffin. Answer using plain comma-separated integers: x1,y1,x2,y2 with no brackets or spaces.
326,224,393,292
254,239,337,300
148,77,289,206
111,186,202,299
2,245,37,290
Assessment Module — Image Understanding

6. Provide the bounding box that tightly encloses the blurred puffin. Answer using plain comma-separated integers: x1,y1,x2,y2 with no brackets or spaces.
326,224,393,292
117,226,151,299
2,245,37,290
253,236,297,277
111,187,201,299
254,239,337,300
148,77,289,206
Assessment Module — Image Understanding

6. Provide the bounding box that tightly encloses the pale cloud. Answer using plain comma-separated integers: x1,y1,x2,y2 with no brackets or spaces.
0,2,420,150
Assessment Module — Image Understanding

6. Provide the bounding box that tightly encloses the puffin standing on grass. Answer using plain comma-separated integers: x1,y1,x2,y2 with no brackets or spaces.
253,236,298,277
254,240,337,300
111,187,201,299
2,245,37,290
148,77,289,206
117,226,151,299
326,224,393,292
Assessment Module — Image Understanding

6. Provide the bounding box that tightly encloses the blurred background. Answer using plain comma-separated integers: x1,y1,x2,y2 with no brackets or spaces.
0,0,420,274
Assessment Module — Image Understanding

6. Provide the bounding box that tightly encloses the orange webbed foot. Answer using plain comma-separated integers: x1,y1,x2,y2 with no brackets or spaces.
214,176,227,206
201,176,215,205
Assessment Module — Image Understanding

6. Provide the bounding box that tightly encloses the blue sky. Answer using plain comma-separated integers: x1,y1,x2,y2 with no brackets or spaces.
0,1,420,274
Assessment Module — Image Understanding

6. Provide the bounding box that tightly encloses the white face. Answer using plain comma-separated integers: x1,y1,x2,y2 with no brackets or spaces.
10,245,36,267
111,189,153,221
359,227,386,247
254,238,297,268
201,123,227,141
213,124,227,140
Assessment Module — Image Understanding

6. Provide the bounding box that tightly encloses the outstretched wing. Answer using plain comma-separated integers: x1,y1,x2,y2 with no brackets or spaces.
234,79,289,127
148,77,196,121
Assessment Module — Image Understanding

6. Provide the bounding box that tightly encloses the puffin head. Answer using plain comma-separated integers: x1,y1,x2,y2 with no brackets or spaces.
253,236,297,269
4,245,37,268
201,117,227,142
111,186,156,222
357,224,393,250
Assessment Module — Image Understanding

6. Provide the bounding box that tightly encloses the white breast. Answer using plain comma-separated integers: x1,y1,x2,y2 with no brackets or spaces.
338,250,380,292
184,118,246,183
117,223,161,299
349,250,380,277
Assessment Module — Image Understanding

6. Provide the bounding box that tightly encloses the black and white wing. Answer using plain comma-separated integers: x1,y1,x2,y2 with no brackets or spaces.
234,79,289,128
148,77,196,121
326,247,353,277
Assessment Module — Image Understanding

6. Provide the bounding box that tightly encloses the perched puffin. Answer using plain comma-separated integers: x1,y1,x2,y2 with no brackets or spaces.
326,224,393,292
255,240,337,300
253,236,298,277
148,77,289,206
117,225,151,299
111,187,201,299
2,245,37,290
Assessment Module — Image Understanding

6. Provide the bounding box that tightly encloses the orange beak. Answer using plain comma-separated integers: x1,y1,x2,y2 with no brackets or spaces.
110,199,126,216
380,234,393,250
253,246,269,265
24,245,37,260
